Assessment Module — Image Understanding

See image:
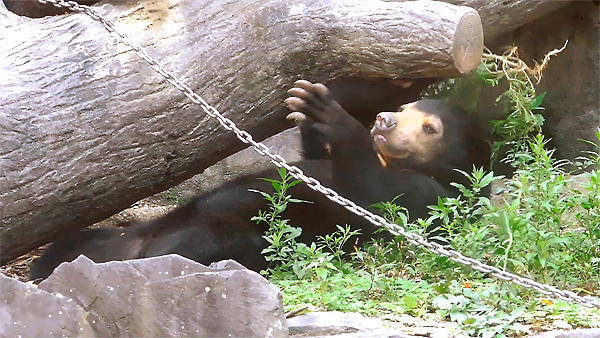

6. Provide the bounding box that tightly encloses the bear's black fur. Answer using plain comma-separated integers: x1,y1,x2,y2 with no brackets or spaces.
30,80,490,282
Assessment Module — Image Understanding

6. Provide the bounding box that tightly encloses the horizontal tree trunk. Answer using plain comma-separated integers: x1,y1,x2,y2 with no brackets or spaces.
441,0,573,40
2,0,573,39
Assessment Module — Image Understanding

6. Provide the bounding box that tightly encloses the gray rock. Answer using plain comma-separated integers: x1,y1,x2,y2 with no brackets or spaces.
288,311,384,336
208,259,249,271
127,254,243,282
287,311,462,338
40,254,149,337
138,268,287,337
288,331,429,338
530,329,600,338
0,272,95,338
39,254,288,338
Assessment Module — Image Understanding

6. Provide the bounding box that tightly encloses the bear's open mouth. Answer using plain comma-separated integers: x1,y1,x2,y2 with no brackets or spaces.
373,134,387,144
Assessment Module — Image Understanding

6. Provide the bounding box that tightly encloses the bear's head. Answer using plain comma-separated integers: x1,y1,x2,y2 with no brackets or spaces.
371,99,491,175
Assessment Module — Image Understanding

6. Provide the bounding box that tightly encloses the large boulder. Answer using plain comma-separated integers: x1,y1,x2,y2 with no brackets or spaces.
4,255,288,338
0,272,95,337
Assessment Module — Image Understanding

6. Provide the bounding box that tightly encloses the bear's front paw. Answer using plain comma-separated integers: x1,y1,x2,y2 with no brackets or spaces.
284,80,347,126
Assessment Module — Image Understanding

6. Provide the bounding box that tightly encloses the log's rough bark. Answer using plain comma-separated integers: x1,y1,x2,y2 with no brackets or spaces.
2,0,574,38
440,0,573,40
0,0,565,263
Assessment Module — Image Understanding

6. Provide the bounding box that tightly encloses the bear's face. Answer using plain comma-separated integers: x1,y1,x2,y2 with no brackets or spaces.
371,99,467,166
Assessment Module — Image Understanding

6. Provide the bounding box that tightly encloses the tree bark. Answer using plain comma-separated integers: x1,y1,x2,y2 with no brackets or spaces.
2,0,573,37
440,0,573,40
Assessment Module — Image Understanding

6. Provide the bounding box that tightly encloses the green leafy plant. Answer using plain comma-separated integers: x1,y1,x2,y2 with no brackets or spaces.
250,167,305,272
252,168,359,280
432,281,529,338
480,42,567,161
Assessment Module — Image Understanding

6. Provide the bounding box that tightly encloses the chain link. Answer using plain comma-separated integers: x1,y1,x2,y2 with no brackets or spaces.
36,0,600,309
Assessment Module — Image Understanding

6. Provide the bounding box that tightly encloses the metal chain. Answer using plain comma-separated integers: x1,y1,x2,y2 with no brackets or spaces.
36,0,600,309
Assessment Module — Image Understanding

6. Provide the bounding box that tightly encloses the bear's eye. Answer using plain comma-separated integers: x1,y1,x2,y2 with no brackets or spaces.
422,124,437,134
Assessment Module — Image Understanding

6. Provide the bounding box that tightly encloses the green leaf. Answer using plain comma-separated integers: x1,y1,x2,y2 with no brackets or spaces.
450,310,467,323
463,317,476,325
531,91,546,109
289,198,311,204
402,295,417,310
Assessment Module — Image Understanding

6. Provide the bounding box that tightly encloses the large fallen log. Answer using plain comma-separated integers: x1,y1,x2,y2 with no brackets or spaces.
443,0,573,40
3,0,573,39
0,0,569,263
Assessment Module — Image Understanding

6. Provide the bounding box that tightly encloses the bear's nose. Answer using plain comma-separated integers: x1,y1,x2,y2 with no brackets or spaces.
375,112,396,130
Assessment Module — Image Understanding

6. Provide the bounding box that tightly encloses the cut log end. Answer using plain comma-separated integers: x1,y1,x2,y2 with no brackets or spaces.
452,10,484,74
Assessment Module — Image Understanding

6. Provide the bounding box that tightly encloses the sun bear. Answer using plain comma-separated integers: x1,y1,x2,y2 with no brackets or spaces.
29,80,491,282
